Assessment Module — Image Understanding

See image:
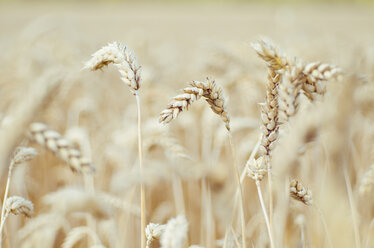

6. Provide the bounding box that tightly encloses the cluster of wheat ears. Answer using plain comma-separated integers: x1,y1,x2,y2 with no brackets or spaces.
1,35,374,248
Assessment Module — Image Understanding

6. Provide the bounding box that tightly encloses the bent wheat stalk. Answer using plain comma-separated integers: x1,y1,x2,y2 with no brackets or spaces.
160,77,246,247
85,42,146,248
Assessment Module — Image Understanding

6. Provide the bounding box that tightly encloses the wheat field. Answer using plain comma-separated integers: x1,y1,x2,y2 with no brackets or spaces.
0,2,374,248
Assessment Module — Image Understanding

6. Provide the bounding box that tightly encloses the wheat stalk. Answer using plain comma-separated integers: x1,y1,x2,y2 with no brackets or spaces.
0,147,37,247
246,156,274,248
250,40,293,247
28,122,94,173
85,41,146,248
160,78,249,246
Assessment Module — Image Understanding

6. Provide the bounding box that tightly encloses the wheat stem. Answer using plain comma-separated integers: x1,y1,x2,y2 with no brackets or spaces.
315,206,333,248
267,165,274,244
135,92,146,248
0,211,8,247
0,158,17,246
0,162,13,232
255,180,274,248
228,133,246,248
343,165,361,248
0,187,10,247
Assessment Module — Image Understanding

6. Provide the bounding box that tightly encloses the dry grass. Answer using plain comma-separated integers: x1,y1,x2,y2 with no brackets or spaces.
0,3,374,248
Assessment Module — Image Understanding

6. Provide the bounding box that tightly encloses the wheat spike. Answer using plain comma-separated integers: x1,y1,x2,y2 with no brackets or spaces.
160,77,230,131
303,61,343,99
84,42,141,93
251,40,291,71
290,179,313,205
160,215,188,248
5,196,34,218
246,157,268,182
277,63,305,124
11,147,38,167
258,71,280,157
252,40,291,158
28,122,94,173
253,39,342,103
145,223,165,248
359,164,374,195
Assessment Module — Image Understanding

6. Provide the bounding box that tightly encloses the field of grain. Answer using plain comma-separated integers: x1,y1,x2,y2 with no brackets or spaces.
0,2,374,248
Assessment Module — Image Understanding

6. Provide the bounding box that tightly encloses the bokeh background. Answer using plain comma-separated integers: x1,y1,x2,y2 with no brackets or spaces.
0,0,374,247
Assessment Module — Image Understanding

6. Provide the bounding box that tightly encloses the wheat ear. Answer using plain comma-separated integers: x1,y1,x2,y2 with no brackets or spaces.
359,164,374,195
246,157,274,248
85,42,146,248
145,223,165,248
250,40,292,248
277,63,305,124
302,61,343,100
160,215,188,248
0,147,37,247
84,42,141,94
28,122,94,173
0,196,34,247
160,78,247,246
289,179,313,205
160,77,230,131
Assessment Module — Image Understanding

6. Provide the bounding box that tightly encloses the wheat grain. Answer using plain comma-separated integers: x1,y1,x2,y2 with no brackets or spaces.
28,122,94,173
289,179,313,205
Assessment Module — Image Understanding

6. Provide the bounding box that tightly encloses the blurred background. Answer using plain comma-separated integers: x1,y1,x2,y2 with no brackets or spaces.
0,0,374,247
